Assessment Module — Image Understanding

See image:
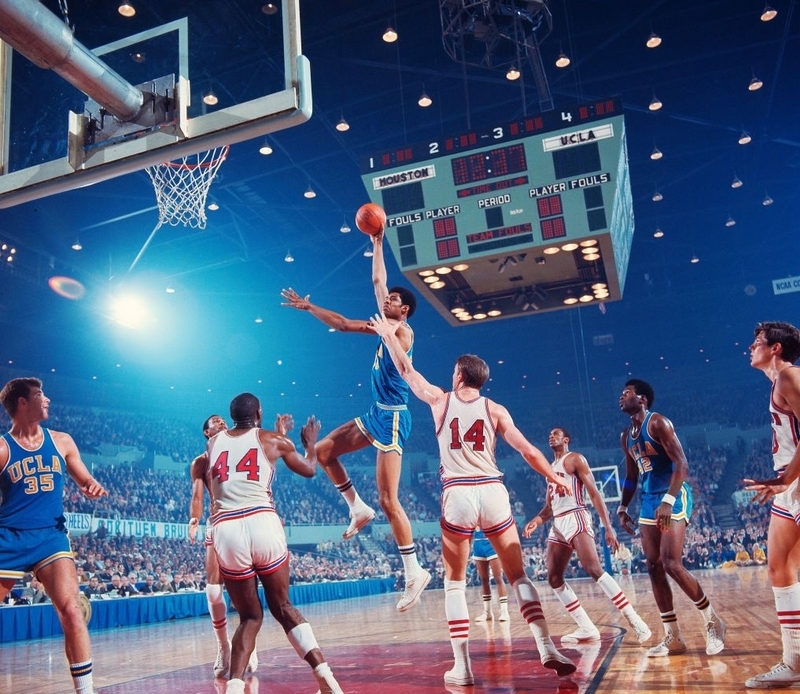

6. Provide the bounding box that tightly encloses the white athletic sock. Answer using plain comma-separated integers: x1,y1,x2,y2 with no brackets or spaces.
512,577,549,639
692,593,716,625
398,544,422,576
205,583,229,646
445,579,470,670
596,572,635,619
70,660,93,694
334,478,362,509
659,610,680,636
553,582,595,630
774,584,800,668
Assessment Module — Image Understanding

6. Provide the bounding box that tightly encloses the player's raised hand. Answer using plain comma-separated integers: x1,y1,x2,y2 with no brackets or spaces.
300,415,321,451
274,413,294,435
281,287,311,310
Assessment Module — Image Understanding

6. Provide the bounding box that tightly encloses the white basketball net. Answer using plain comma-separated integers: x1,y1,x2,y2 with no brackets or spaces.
146,145,229,229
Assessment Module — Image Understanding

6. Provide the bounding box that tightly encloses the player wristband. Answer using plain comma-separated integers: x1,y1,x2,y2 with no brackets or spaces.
661,493,676,507
617,504,628,514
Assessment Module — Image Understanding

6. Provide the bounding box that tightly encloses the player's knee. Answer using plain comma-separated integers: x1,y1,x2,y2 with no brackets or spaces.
547,574,563,590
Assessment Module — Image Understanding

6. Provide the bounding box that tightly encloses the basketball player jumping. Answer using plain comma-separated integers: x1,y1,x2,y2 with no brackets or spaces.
281,227,430,612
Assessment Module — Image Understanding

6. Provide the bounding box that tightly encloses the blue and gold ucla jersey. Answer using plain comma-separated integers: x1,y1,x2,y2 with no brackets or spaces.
371,324,412,407
0,428,66,530
625,412,673,495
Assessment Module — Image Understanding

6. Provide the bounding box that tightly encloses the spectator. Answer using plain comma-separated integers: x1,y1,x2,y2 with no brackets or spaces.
83,575,108,599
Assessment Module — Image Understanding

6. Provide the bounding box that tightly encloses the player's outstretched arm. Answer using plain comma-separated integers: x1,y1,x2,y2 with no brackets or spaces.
571,453,619,551
494,407,570,494
371,229,389,312
270,416,321,478
280,287,373,334
188,453,207,543
369,313,444,407
56,431,108,499
523,495,553,538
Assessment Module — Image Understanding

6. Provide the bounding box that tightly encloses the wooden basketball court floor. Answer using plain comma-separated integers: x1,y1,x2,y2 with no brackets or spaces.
1,567,781,694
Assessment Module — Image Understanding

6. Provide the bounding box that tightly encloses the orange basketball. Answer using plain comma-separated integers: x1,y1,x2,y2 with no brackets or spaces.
355,203,386,236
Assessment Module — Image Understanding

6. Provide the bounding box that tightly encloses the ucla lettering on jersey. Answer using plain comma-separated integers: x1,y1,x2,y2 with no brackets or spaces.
0,428,67,530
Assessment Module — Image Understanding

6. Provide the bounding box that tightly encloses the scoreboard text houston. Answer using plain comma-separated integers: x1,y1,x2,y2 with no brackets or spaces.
359,96,634,326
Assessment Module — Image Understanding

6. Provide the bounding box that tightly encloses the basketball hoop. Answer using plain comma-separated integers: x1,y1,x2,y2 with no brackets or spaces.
146,145,229,229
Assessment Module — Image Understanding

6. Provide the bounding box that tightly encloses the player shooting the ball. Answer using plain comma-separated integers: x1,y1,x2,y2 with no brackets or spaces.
280,217,431,612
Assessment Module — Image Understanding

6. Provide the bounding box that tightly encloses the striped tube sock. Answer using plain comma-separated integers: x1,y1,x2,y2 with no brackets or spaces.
774,583,800,668
553,582,595,630
596,572,635,619
512,577,549,639
70,659,93,694
398,543,422,576
445,579,470,669
659,610,680,636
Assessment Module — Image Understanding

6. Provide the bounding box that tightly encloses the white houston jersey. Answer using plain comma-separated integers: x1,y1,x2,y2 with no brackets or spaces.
771,377,800,470
548,453,587,516
207,428,276,513
437,392,501,480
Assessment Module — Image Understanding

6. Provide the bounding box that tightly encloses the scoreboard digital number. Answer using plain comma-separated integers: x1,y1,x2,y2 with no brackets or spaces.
359,96,634,325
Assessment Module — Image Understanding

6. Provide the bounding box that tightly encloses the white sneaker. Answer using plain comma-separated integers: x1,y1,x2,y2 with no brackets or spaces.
396,569,432,612
342,504,376,539
214,640,232,677
247,646,259,673
498,606,510,622
745,661,800,689
540,641,577,677
629,616,652,644
646,632,687,657
444,667,475,685
705,614,726,655
225,678,245,694
475,610,492,622
560,626,601,645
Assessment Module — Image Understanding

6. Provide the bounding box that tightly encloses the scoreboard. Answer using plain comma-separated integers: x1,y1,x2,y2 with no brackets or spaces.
359,96,634,325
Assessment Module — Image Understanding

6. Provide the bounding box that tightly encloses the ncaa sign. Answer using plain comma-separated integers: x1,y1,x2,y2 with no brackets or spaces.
772,276,800,296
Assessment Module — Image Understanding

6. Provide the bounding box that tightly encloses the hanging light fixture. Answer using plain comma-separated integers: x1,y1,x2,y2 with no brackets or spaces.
738,130,752,145
203,89,218,106
731,174,743,189
118,2,135,17
563,290,578,305
284,250,294,263
363,246,374,258
304,183,316,199
418,89,432,107
650,145,663,160
506,64,521,81
725,215,736,227
761,4,777,21
340,218,351,233
335,115,350,132
763,192,774,206
207,200,220,211
648,92,663,111
652,188,663,202
749,73,764,91
646,30,662,49
555,46,571,68
261,2,278,15
653,227,664,238
71,239,82,251
258,139,273,155
382,25,398,42
690,255,700,264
